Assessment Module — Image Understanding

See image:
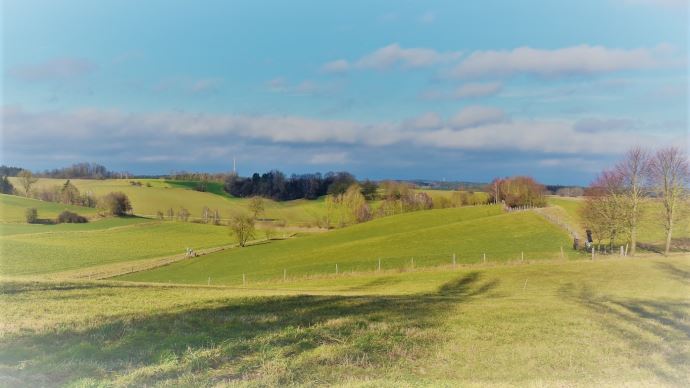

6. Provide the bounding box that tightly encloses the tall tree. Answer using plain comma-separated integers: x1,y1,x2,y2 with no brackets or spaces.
649,147,690,255
248,196,265,219
17,169,38,196
229,213,255,247
615,147,651,256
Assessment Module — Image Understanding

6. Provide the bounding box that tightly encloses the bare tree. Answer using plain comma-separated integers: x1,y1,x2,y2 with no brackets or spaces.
18,170,38,197
650,147,690,255
615,147,651,256
581,169,631,250
201,206,210,223
229,212,255,247
177,207,190,222
248,196,265,220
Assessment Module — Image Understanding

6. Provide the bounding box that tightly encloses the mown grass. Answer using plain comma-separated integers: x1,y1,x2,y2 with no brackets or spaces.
0,220,250,276
0,194,99,223
0,216,150,236
1,256,688,386
118,206,579,285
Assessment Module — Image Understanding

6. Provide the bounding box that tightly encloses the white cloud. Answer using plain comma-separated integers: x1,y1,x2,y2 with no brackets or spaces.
449,106,507,129
309,152,349,165
323,43,461,73
451,44,673,78
266,78,340,96
417,120,672,154
8,58,97,81
403,112,443,130
322,59,351,74
2,106,680,164
453,82,503,99
356,43,461,70
189,78,222,93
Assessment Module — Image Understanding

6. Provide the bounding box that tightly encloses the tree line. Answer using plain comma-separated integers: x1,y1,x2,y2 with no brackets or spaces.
224,170,360,200
581,146,689,256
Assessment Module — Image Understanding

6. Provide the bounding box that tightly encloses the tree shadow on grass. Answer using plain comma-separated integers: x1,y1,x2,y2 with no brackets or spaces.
654,262,690,286
560,284,690,385
0,272,498,386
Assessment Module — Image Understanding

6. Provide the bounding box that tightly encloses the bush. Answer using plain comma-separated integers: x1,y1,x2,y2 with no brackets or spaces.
98,192,132,216
25,208,38,224
56,211,88,223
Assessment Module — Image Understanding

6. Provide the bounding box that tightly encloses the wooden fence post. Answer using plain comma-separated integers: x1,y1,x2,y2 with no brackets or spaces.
336,263,338,274
483,253,486,263
207,277,210,286
560,246,565,259
242,273,246,286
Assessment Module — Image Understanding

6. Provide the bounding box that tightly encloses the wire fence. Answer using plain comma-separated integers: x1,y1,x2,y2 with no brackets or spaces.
195,247,583,286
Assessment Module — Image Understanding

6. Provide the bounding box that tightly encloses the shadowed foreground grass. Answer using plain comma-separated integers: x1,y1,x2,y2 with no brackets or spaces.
1,257,689,386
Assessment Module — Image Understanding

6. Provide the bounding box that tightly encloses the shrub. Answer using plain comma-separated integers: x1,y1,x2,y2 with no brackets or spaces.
98,192,132,216
56,211,88,223
25,208,38,224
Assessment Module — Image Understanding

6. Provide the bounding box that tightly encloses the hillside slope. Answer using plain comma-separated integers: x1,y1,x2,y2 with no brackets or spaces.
119,205,577,285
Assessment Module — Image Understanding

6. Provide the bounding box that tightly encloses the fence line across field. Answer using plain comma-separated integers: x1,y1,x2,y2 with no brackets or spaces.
202,247,588,286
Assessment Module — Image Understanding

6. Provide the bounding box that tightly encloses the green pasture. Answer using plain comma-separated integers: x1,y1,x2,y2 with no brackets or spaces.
10,178,329,226
0,194,100,223
0,220,247,276
118,205,578,285
1,256,687,386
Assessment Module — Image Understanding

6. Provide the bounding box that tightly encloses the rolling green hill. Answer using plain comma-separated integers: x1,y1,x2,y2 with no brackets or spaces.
0,194,100,223
118,205,577,285
10,178,328,226
0,220,244,276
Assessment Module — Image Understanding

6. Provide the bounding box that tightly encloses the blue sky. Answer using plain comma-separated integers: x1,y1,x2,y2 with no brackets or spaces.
1,0,688,184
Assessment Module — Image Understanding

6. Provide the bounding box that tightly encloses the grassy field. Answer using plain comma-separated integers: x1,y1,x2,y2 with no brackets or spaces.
10,178,331,226
1,256,687,386
0,194,100,223
0,220,251,276
118,206,579,285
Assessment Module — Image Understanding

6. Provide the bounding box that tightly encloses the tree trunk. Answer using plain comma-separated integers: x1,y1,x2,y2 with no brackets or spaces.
630,226,636,256
665,223,673,256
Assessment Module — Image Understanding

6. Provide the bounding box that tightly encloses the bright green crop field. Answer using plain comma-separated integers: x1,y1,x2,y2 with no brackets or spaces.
118,206,579,285
1,256,688,386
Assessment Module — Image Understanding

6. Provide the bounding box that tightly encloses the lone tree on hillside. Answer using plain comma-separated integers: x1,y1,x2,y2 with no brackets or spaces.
649,147,690,255
229,212,255,247
98,192,132,216
248,196,265,220
615,147,651,256
18,170,38,197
